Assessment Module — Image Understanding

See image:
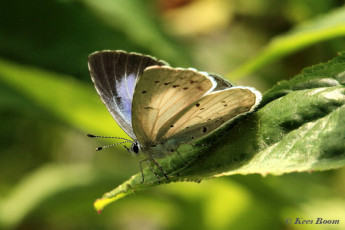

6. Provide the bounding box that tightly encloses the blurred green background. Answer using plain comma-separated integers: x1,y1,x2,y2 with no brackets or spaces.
1,0,345,229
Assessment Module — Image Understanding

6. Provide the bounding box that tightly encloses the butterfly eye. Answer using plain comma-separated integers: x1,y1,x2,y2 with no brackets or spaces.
131,142,140,154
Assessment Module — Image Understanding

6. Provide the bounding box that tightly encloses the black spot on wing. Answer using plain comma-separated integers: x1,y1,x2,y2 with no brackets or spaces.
190,80,197,84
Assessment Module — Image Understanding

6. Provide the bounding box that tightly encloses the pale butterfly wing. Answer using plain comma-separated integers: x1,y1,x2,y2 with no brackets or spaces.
88,50,167,139
157,87,261,142
131,66,217,144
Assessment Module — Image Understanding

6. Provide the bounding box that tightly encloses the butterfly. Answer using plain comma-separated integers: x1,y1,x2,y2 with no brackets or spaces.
88,50,262,183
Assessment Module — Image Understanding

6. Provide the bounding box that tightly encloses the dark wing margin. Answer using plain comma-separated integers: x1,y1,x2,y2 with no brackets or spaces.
88,50,168,139
209,73,233,91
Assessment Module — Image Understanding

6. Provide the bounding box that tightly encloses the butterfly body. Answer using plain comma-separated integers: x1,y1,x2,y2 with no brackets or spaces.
136,140,178,158
88,50,262,182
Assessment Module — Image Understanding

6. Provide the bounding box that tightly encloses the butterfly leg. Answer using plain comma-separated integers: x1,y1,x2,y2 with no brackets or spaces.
150,157,169,182
139,158,146,183
124,146,131,152
139,158,161,183
146,159,161,183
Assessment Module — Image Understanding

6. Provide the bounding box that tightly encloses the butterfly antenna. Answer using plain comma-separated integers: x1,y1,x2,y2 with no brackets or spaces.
95,141,132,151
87,134,134,143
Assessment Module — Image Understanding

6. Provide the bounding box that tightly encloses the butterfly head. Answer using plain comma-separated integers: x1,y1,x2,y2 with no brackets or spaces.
130,141,141,155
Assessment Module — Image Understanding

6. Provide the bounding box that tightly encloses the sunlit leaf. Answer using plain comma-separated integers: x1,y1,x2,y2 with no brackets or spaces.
227,6,345,80
94,52,345,212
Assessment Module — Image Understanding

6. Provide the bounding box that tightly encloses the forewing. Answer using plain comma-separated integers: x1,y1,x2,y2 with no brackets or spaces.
209,74,233,91
131,66,217,144
88,50,167,139
158,87,262,142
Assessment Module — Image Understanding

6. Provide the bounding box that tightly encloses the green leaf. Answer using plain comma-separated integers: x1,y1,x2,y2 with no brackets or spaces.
0,164,96,229
0,58,128,138
79,0,191,66
227,6,345,80
94,52,345,212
